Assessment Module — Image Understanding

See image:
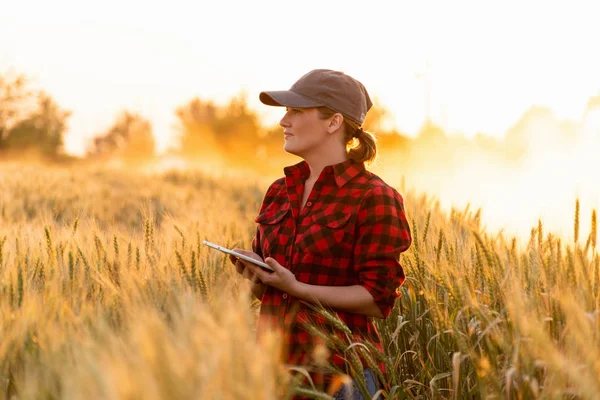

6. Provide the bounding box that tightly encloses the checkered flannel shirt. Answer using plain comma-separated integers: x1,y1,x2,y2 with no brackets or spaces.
252,159,411,391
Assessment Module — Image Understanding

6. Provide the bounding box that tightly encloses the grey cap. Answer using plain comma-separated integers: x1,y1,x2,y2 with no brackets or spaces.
259,69,373,125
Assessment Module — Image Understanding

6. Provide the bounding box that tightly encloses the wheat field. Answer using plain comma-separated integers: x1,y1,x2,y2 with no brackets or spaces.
0,162,598,399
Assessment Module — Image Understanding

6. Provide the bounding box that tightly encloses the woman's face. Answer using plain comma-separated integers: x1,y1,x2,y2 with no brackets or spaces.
279,107,330,158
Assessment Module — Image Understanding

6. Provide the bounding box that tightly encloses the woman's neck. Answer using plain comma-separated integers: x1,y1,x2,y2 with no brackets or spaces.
300,133,348,181
303,153,348,182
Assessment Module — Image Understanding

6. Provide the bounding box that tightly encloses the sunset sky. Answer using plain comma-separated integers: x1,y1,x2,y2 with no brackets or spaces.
2,0,599,156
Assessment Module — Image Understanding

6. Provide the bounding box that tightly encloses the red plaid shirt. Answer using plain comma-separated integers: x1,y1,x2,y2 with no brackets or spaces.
252,159,411,394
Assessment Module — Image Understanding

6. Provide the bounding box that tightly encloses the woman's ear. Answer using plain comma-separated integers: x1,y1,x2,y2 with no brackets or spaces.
327,113,344,133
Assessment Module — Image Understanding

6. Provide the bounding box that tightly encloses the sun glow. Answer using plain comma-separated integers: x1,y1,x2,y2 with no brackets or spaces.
375,104,600,243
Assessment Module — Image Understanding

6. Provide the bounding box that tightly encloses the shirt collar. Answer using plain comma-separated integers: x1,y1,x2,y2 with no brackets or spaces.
284,159,365,188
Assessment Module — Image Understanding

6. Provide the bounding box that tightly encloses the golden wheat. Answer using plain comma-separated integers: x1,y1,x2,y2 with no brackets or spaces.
1,162,599,399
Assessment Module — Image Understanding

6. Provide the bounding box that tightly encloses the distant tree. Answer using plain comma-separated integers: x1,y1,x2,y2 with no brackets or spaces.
416,119,447,145
89,111,155,162
505,106,555,144
0,72,35,151
377,130,411,153
175,97,220,157
503,105,573,159
3,92,71,158
175,93,261,161
213,93,261,146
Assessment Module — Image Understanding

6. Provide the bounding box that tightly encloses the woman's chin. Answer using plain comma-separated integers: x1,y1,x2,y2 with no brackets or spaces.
283,143,301,157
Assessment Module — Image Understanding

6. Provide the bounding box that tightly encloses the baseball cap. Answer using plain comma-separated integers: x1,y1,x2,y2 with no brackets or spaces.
259,69,373,125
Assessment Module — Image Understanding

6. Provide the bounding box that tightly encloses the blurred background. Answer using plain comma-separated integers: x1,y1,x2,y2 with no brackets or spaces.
1,0,599,242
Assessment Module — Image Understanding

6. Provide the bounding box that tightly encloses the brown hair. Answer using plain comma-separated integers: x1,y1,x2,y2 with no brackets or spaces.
317,107,377,164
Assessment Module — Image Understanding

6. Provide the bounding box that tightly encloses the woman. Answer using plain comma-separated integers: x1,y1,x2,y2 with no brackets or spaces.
230,69,412,399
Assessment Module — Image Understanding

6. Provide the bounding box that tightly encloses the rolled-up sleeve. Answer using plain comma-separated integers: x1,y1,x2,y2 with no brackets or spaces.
251,180,281,260
354,185,412,318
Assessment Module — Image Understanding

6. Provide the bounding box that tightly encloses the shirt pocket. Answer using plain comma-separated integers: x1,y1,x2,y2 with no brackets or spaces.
254,204,289,258
301,211,353,257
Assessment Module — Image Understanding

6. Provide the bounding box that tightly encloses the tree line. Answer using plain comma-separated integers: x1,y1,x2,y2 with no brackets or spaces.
0,71,406,169
2,70,597,174
0,73,70,160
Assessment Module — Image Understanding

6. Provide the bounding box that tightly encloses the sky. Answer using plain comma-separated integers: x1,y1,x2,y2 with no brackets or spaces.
1,0,600,155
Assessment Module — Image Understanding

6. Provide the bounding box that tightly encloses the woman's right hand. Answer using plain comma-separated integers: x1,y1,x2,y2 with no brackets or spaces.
229,248,264,284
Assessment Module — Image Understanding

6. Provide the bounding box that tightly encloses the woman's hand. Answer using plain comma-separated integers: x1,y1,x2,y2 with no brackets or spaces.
244,257,301,296
229,249,263,284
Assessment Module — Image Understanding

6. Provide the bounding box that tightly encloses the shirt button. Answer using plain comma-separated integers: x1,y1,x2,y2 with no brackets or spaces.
306,201,312,207
282,294,288,299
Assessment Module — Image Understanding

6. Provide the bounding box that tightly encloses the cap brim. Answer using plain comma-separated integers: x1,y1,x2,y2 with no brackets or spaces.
259,90,323,108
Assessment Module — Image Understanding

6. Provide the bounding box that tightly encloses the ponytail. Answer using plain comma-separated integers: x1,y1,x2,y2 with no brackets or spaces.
347,125,377,164
317,107,378,164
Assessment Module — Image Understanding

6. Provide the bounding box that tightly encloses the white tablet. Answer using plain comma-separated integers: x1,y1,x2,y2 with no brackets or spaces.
203,240,274,272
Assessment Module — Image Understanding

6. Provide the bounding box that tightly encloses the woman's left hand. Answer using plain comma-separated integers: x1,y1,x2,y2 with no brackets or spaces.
244,257,300,296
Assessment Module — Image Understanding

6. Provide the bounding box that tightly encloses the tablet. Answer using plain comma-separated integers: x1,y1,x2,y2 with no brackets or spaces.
202,240,274,272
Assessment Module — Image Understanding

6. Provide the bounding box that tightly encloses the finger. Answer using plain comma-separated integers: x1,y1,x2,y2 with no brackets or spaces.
239,259,259,270
242,267,254,281
249,272,260,284
243,264,261,283
247,263,269,283
228,253,238,266
235,260,244,275
265,257,282,271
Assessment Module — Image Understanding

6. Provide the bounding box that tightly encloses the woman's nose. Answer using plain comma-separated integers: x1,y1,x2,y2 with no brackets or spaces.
279,111,291,127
